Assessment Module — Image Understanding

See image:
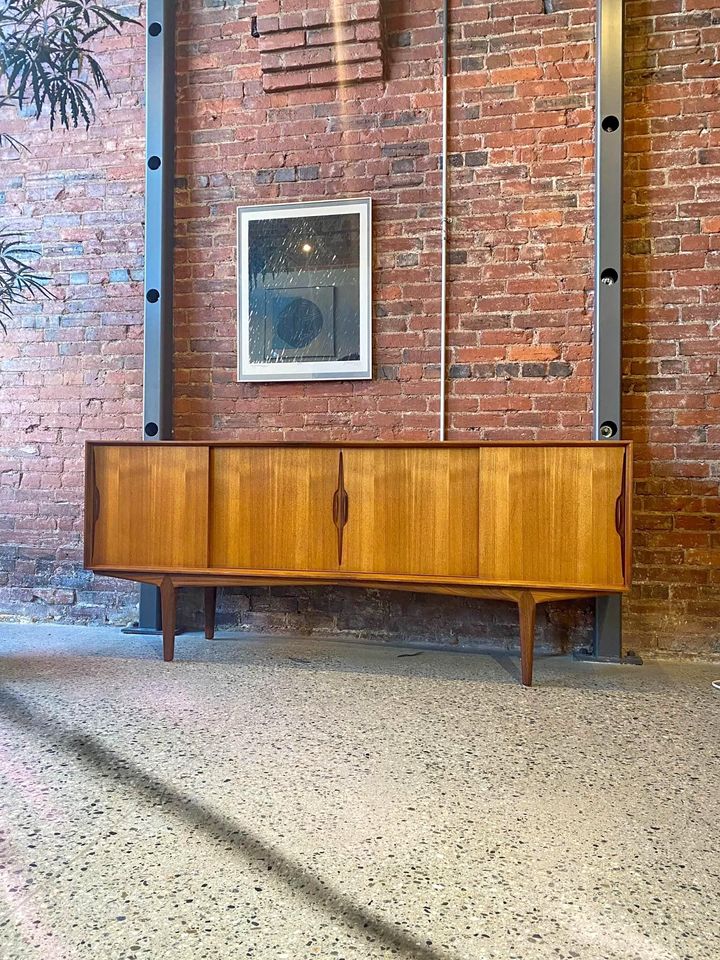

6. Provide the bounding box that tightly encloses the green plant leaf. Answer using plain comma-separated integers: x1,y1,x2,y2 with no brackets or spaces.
0,1,138,328
0,229,55,333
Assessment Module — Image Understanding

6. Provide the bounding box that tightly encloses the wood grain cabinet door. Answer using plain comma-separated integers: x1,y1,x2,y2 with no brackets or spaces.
210,447,340,572
340,447,480,578
90,445,209,570
477,445,628,590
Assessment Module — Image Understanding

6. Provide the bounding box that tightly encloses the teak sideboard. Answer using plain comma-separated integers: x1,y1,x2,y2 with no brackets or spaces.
84,441,632,686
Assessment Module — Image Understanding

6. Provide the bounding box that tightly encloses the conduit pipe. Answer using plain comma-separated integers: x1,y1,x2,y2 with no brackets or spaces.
439,0,449,441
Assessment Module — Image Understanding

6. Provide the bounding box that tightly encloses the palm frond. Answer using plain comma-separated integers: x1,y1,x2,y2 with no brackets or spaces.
0,2,138,328
0,1,139,130
0,229,55,333
0,130,28,151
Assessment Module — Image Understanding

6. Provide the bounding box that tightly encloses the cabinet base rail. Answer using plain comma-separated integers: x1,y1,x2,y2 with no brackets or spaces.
107,572,618,687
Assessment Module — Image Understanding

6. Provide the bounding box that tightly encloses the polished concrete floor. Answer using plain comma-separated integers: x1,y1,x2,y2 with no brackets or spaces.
0,623,718,960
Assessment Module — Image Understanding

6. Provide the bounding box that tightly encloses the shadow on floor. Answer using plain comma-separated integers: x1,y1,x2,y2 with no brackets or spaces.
0,632,526,686
0,685,460,960
1,625,665,691
487,651,522,683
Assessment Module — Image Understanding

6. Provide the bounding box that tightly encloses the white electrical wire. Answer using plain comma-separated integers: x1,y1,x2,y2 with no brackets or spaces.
440,71,448,442
439,2,449,442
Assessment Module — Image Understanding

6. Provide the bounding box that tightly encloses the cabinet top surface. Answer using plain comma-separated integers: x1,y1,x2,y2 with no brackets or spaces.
86,439,632,449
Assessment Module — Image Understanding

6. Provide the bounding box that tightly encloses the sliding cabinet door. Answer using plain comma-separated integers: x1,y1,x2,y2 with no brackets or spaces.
341,447,479,578
90,445,209,569
477,445,627,590
210,446,339,572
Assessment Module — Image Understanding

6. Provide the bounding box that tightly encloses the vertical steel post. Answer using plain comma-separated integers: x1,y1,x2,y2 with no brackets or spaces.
593,0,624,658
131,1,176,633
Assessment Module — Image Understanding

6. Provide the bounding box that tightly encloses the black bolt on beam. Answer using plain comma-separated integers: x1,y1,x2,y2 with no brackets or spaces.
125,0,176,636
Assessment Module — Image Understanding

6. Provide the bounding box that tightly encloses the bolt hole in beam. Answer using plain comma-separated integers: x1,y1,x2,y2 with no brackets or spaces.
149,21,162,36
602,114,620,132
599,420,618,439
145,422,159,437
146,288,160,303
600,267,619,285
148,155,162,170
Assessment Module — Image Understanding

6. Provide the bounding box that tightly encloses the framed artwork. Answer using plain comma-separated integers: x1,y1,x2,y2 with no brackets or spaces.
237,198,372,382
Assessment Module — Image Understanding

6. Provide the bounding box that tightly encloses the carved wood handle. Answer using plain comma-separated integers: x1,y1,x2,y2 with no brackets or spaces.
332,491,349,525
615,493,625,538
333,452,349,564
616,449,628,580
90,471,101,562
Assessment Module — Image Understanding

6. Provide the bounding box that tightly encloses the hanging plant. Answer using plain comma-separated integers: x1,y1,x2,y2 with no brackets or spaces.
0,0,139,329
0,228,53,332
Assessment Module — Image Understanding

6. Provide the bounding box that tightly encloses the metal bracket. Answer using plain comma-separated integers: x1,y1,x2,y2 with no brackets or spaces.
573,651,643,667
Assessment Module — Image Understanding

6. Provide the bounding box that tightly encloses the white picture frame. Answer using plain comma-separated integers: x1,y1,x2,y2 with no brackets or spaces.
237,197,372,383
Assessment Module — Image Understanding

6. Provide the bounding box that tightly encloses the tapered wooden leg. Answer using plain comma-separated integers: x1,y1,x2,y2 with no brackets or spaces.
518,592,536,687
204,587,217,640
160,576,176,662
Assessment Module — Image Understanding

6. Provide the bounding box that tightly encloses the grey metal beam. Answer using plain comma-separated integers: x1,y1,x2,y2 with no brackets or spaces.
143,0,175,444
593,0,624,659
128,0,176,634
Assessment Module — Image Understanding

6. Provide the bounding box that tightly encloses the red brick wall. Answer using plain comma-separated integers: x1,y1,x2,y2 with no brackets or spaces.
256,0,385,92
624,0,720,656
0,0,718,660
0,6,146,622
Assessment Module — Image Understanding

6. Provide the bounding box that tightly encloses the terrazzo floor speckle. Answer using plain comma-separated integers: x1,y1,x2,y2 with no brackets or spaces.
0,623,718,960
